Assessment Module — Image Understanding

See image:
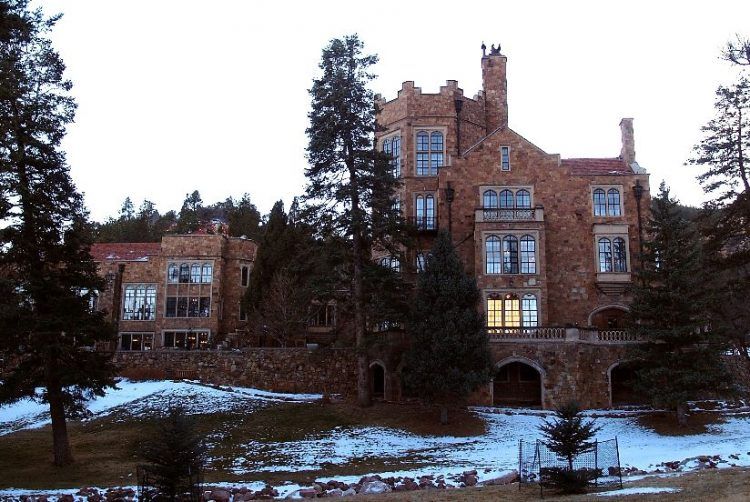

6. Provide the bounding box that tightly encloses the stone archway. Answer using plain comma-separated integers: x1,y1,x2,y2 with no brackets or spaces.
369,361,386,399
493,357,545,408
589,305,629,329
608,360,647,407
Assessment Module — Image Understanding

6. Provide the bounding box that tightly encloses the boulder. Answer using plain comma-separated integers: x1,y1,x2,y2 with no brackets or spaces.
481,470,519,486
359,481,392,495
341,488,356,497
209,489,231,502
325,488,344,497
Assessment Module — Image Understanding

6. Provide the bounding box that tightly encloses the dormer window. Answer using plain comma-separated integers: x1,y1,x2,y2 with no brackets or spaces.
416,130,444,176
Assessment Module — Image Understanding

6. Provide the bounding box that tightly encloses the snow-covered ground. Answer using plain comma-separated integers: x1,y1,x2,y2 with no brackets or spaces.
0,379,321,436
1,379,749,498
226,407,750,481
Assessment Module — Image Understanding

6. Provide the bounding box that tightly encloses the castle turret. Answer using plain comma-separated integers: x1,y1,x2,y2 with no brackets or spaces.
481,45,508,134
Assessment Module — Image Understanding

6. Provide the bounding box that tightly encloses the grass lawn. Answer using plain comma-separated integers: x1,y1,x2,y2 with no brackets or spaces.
0,400,485,489
359,467,750,501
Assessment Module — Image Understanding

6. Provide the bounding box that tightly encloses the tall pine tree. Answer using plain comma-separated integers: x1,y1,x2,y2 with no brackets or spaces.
0,0,116,465
688,69,750,369
402,231,492,424
304,35,404,406
627,183,730,426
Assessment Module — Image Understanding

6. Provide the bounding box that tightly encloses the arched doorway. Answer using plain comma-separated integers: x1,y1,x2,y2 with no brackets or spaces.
370,362,385,399
493,360,543,407
609,361,647,407
589,305,628,329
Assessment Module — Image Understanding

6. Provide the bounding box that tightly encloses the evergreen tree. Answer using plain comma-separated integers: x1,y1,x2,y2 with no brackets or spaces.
176,190,202,233
139,407,206,501
688,71,750,370
245,201,297,310
627,183,730,426
538,402,601,493
722,35,750,66
226,193,261,240
0,0,116,465
402,231,492,424
304,34,404,406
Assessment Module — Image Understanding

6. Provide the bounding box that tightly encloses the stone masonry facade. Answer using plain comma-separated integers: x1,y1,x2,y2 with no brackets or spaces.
100,48,651,411
373,47,651,409
92,234,257,350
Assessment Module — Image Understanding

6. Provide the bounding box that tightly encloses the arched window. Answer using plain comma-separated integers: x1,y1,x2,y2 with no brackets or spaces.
487,293,537,330
598,238,613,272
201,263,213,283
380,256,400,273
416,131,429,175
415,194,435,229
168,264,179,283
483,190,498,208
520,235,536,274
416,252,426,273
430,132,444,173
486,235,501,274
190,264,201,283
593,189,607,216
383,137,400,178
416,131,443,176
522,294,538,327
179,263,190,283
607,189,621,216
502,235,519,274
612,237,627,272
391,136,401,177
123,284,156,320
503,294,521,327
516,189,531,208
499,189,514,209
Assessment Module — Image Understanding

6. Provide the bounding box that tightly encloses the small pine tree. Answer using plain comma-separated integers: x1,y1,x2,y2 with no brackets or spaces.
402,231,492,424
538,401,601,494
628,183,731,426
139,407,206,501
539,402,600,470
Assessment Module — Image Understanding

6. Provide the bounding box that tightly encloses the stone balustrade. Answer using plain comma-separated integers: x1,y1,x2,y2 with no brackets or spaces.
488,327,640,344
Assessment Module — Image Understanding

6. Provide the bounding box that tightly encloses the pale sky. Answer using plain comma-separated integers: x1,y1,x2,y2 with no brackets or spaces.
36,0,750,221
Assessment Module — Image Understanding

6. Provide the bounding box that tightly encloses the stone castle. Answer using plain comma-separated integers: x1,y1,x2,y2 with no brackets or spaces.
94,47,650,410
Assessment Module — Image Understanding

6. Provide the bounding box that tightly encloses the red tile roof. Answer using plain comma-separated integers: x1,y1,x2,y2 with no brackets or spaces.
90,242,161,262
562,158,632,176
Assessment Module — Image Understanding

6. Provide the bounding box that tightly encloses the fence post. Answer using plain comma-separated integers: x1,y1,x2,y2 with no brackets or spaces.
615,436,623,489
518,439,522,491
594,439,599,487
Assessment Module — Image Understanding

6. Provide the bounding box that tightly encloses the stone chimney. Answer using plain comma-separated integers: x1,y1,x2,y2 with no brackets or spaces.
481,51,508,134
619,118,635,165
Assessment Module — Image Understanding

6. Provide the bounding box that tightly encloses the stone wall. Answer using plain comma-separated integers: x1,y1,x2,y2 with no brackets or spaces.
114,348,357,396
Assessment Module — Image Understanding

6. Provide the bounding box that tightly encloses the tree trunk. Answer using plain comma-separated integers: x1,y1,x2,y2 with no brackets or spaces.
440,406,448,425
676,403,689,427
47,383,74,466
349,151,371,408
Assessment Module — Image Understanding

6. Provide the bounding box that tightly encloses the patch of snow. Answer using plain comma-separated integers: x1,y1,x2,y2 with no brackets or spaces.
0,379,321,435
597,486,680,496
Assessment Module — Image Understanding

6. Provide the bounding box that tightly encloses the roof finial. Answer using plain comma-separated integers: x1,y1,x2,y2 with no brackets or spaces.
490,43,502,55
481,41,487,57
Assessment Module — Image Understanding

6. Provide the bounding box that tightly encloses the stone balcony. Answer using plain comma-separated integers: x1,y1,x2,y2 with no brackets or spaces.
488,326,639,344
475,206,545,223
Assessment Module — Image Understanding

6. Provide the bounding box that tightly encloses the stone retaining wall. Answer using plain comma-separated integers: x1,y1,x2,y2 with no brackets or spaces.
113,348,358,396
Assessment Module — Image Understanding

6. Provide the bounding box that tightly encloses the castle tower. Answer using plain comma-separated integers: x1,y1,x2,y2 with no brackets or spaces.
481,45,508,134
